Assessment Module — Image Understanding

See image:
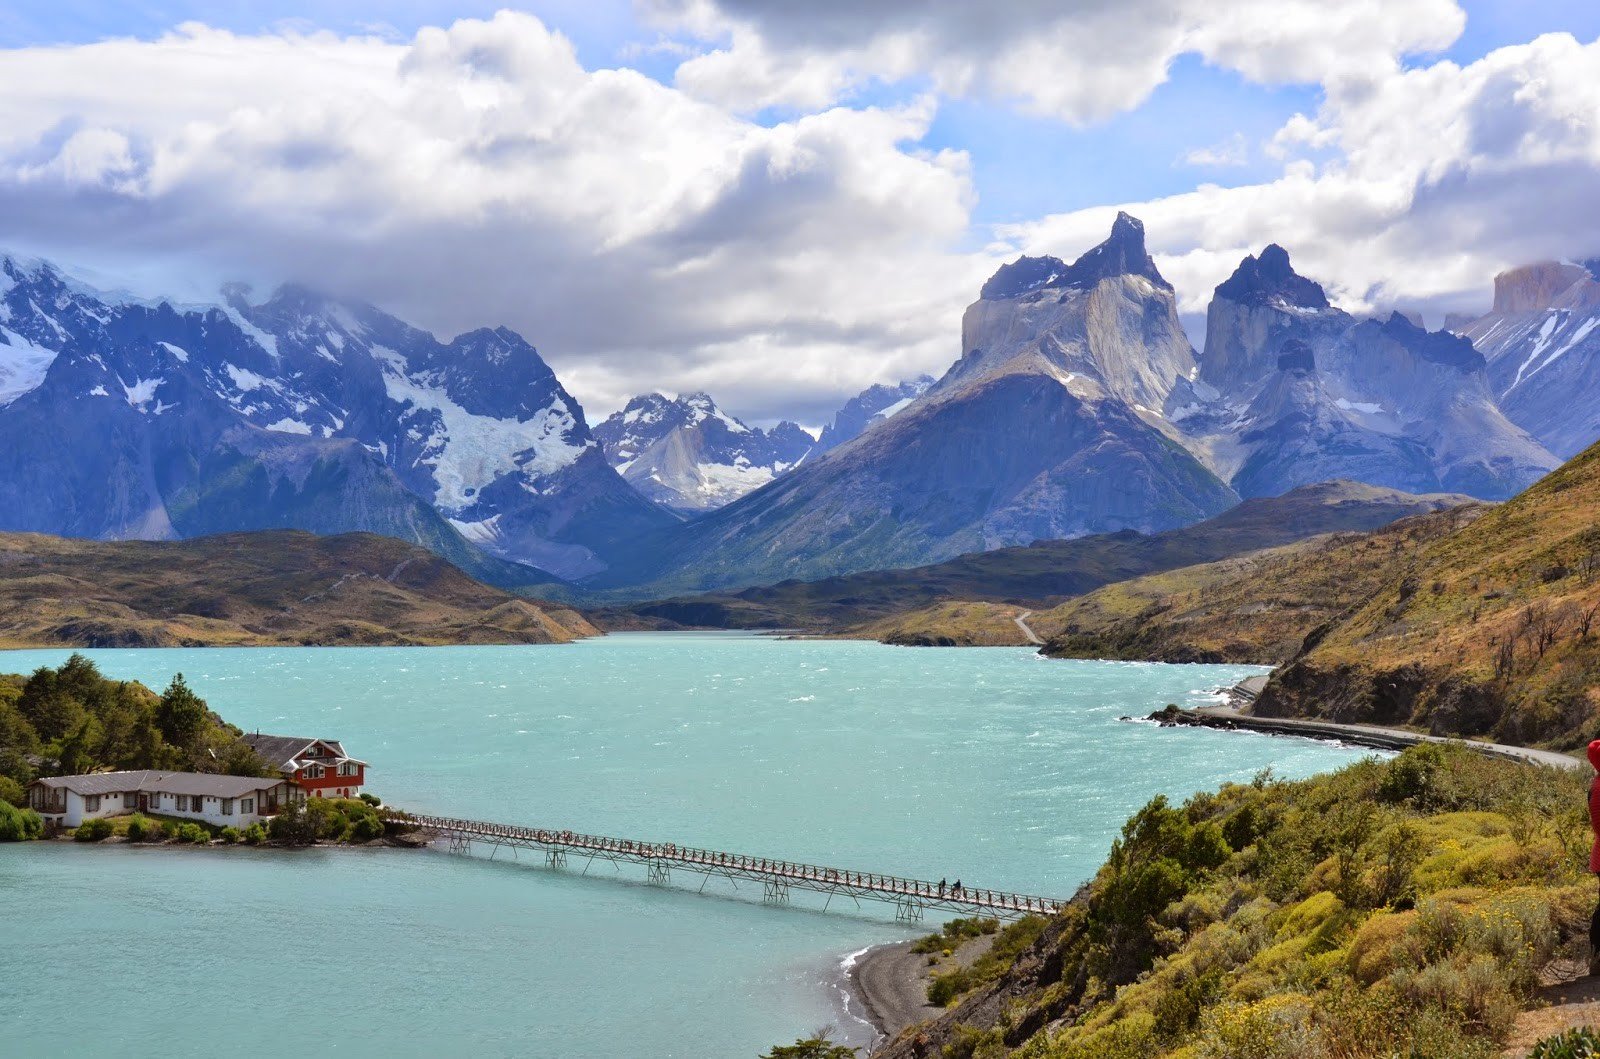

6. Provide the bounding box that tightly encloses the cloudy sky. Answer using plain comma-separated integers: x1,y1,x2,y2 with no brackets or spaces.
2,1,1598,427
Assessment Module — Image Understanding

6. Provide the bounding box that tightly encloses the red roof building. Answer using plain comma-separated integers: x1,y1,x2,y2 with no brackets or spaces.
243,734,367,800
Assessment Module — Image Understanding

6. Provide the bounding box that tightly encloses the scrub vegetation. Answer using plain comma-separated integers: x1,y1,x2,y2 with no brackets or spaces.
1259,439,1600,749
878,745,1595,1059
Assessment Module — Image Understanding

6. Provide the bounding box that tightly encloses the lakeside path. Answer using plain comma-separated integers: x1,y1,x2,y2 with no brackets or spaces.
1178,703,1585,771
1012,610,1044,646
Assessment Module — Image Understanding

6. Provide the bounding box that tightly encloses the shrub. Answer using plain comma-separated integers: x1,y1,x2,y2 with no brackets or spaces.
349,813,384,841
0,775,24,807
267,805,318,845
174,822,210,844
242,823,267,845
359,792,381,806
73,817,114,842
125,813,152,842
1531,1027,1600,1059
0,800,43,841
219,826,241,844
1195,994,1321,1059
927,965,974,1006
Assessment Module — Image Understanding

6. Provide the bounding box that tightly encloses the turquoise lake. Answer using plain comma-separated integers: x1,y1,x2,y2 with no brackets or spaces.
0,634,1373,1057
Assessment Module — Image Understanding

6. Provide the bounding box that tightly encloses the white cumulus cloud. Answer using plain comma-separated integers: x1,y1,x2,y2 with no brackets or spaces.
0,13,989,424
1000,32,1600,323
645,0,1467,122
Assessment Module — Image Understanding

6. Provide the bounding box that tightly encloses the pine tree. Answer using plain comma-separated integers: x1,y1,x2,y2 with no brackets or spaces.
155,673,208,753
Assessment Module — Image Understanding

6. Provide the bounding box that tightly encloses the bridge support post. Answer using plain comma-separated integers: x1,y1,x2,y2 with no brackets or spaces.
895,897,925,923
647,860,670,886
447,833,471,855
763,880,790,906
546,849,567,869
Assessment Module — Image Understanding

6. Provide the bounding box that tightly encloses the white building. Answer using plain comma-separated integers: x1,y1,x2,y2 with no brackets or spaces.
26,770,292,829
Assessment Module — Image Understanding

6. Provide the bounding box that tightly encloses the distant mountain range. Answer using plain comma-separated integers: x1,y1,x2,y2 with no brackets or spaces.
2,220,1596,600
593,392,813,513
1170,243,1555,500
0,257,669,584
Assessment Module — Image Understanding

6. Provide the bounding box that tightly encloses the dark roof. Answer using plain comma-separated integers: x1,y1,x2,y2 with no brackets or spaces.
242,733,361,770
31,771,284,797
241,733,319,768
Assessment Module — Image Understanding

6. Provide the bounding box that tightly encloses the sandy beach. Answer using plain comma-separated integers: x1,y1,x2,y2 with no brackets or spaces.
845,930,1000,1052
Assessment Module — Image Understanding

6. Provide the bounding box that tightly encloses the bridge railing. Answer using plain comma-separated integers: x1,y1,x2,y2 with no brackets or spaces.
388,811,1067,915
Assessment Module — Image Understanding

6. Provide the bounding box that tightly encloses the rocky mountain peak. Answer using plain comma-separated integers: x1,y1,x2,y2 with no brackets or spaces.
979,212,1169,301
1214,244,1329,309
594,389,813,512
1377,311,1485,372
812,376,935,453
1490,260,1591,314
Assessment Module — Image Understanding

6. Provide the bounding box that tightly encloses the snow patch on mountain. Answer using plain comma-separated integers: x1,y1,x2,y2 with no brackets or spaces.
377,348,589,513
121,377,164,412
0,329,58,406
594,391,812,512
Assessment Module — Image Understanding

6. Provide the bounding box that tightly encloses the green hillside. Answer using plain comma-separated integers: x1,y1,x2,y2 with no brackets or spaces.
1257,440,1600,748
1034,505,1487,663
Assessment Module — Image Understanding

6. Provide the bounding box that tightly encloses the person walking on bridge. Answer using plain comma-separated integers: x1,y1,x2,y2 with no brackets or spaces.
938,878,946,896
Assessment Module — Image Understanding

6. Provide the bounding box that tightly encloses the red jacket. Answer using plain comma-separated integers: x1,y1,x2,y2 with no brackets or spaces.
1589,740,1600,873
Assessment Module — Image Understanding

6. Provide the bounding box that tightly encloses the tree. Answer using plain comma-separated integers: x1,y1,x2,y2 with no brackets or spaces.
760,1030,857,1059
267,804,318,846
57,715,104,776
155,673,207,752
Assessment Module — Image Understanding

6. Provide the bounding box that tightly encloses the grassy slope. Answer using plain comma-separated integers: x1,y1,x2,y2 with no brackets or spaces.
850,601,1040,647
1028,505,1488,663
610,482,1472,633
0,530,597,648
1257,440,1600,748
879,745,1592,1059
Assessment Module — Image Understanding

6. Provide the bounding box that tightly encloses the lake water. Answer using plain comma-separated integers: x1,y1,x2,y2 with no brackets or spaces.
0,634,1372,1057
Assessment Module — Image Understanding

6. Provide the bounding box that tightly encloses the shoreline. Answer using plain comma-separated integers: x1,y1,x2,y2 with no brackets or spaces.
1154,701,1583,771
844,939,941,1048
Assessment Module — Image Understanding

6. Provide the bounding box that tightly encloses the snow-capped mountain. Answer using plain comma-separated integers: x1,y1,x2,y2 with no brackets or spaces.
1456,260,1600,459
593,214,1240,594
1165,245,1557,499
0,256,672,581
810,376,935,454
593,392,813,512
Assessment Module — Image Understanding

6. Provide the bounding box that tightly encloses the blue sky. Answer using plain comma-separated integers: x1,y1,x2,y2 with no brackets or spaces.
2,2,1598,423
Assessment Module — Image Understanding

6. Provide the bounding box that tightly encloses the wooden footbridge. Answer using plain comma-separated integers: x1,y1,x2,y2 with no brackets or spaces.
388,812,1068,923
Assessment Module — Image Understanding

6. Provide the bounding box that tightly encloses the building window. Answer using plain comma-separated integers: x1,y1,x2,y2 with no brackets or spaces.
305,764,324,779
149,792,161,808
221,798,233,816
123,792,138,809
241,798,254,814
188,795,202,812
85,795,101,812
